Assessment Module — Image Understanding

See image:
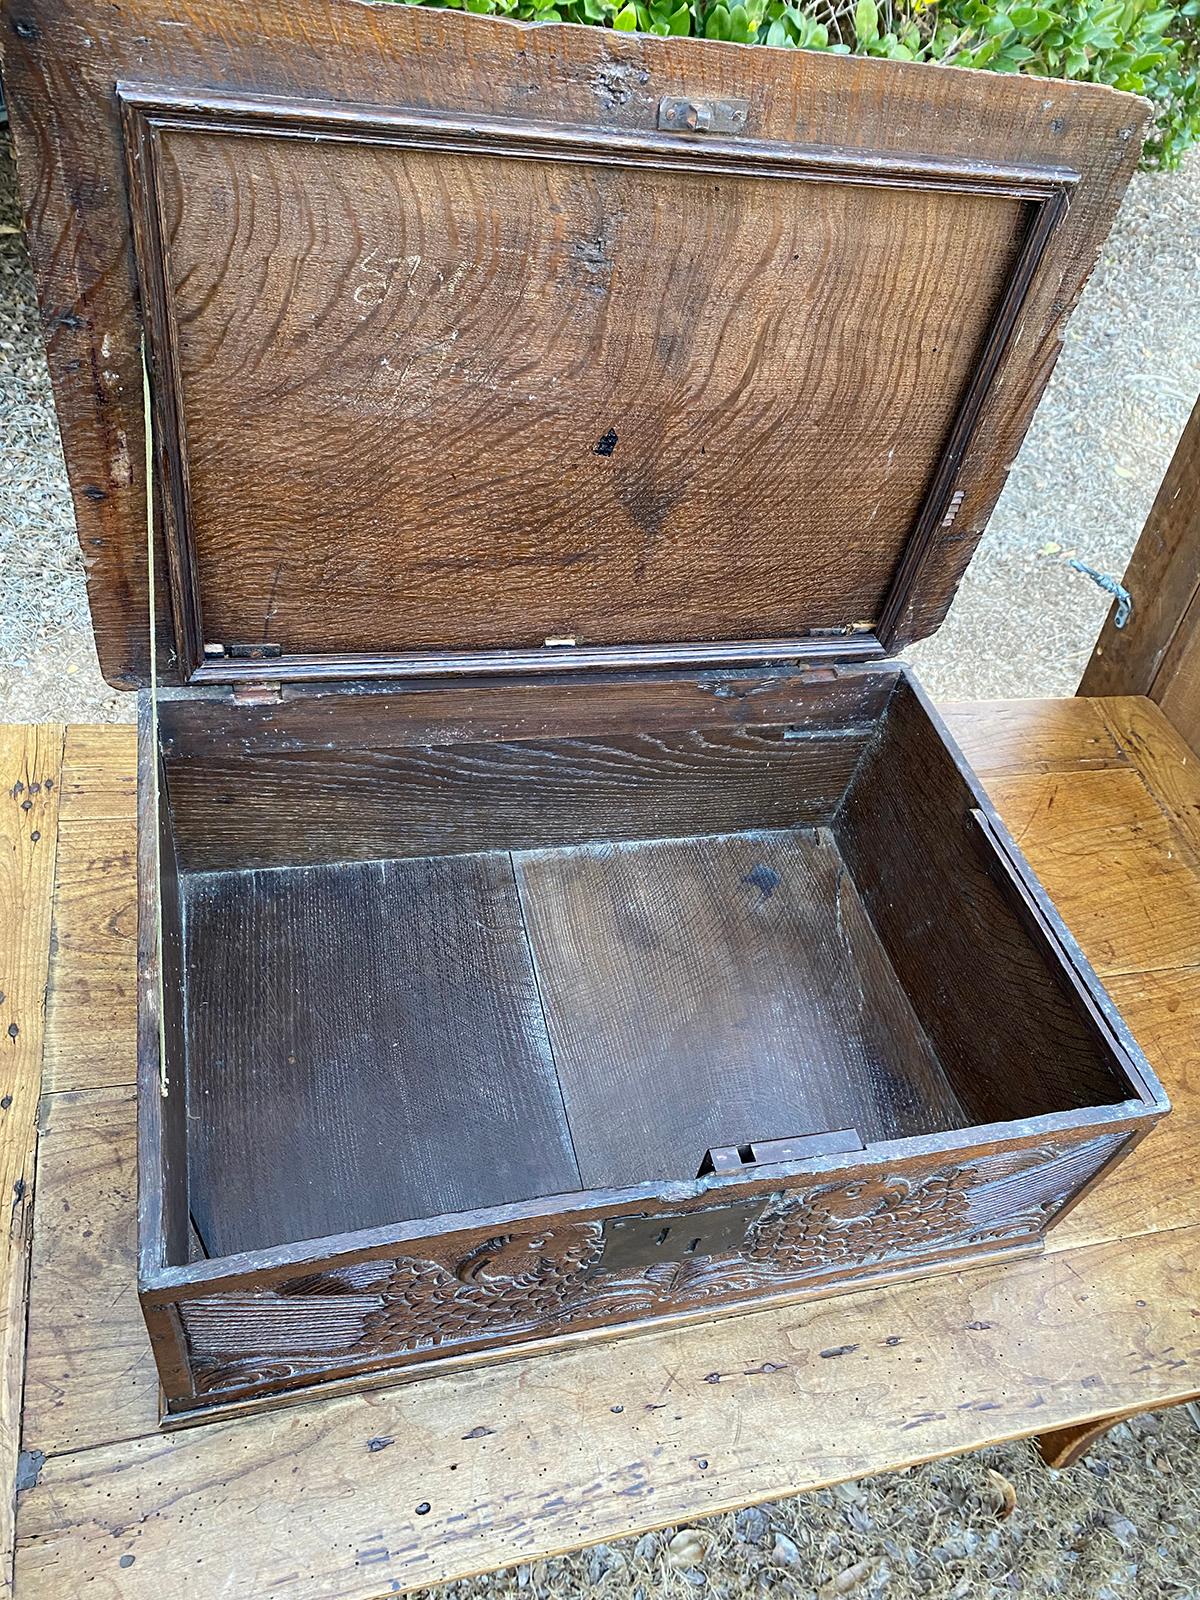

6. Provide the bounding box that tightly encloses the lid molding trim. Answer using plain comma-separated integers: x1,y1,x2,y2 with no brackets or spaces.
875,177,1070,651
119,84,1078,686
191,635,887,687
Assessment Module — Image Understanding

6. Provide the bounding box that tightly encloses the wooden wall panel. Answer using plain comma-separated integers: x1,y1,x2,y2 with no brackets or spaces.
1080,395,1200,754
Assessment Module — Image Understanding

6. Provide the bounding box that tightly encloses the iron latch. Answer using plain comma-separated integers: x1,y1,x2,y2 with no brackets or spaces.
658,96,750,135
698,1128,864,1176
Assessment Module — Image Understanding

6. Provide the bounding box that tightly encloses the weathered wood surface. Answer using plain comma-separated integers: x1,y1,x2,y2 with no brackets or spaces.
183,851,579,1255
42,729,137,1095
516,827,966,1187
0,727,63,1598
1036,1396,1200,1470
10,696,1200,1597
1080,395,1200,756
5,0,1148,683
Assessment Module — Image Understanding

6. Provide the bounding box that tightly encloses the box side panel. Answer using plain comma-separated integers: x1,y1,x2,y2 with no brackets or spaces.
155,667,894,872
836,672,1145,1122
147,1123,1133,1413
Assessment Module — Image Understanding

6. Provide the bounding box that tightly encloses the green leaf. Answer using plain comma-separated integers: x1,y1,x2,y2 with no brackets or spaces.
854,0,879,43
704,1,731,35
667,2,691,30
613,4,638,26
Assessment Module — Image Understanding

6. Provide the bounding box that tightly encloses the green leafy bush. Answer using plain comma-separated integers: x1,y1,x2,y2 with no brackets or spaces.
392,0,1200,166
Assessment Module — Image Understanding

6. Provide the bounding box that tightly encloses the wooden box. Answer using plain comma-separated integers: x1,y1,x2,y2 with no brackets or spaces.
7,0,1168,1421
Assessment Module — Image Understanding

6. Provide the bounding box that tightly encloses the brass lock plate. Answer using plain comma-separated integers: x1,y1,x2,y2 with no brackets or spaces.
593,1198,765,1276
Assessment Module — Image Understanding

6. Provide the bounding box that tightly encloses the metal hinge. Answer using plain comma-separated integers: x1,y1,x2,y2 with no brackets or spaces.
204,641,284,661
230,681,283,706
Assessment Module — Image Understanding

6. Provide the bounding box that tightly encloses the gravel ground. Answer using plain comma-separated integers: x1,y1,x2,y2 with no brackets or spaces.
3,126,1200,1599
420,1411,1200,1600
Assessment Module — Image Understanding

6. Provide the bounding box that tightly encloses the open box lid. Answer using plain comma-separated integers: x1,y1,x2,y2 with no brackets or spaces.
6,0,1148,688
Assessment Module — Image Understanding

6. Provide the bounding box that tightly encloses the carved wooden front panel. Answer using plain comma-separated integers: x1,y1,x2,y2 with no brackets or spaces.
171,1129,1128,1408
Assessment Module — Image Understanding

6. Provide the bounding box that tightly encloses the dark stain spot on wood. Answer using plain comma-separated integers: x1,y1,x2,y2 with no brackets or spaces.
884,1335,902,1346
82,484,108,502
50,310,85,332
12,1178,25,1205
462,1425,494,1439
30,831,40,844
119,1555,136,1569
367,1436,394,1452
415,1501,432,1516
1,1097,11,1111
569,235,612,284
696,1458,709,1470
15,1448,43,1491
745,1360,788,1375
593,428,618,457
1049,117,1066,133
704,1371,722,1384
7,1023,19,1042
965,1320,995,1331
819,1343,858,1359
12,16,38,38
742,863,781,900
21,800,33,812
610,1404,624,1413
10,782,23,798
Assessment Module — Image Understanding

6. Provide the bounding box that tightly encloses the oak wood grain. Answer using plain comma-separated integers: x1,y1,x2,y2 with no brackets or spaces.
940,696,1126,778
14,1224,1200,1599
0,726,63,1598
1045,966,1200,1253
1155,627,1200,755
55,726,136,823
44,820,137,1092
516,828,966,1188
986,766,1200,978
182,853,580,1256
4,0,1148,684
1092,694,1200,870
145,115,1025,665
838,679,1132,1121
21,1087,158,1457
1080,394,1200,756
163,727,870,871
156,666,895,759
11,701,1199,1598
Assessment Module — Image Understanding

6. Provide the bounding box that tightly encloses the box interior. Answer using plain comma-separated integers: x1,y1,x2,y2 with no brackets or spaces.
151,671,1135,1264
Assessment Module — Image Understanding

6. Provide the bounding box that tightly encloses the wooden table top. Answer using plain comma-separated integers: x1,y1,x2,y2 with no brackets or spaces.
1,697,1197,1599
